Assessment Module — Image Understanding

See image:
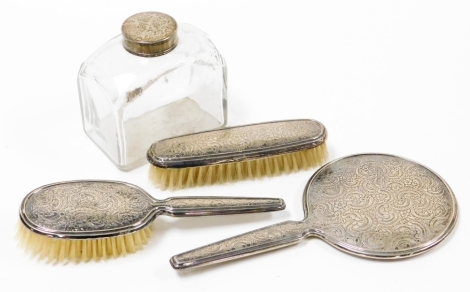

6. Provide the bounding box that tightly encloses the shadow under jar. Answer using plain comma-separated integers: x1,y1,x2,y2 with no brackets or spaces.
78,12,227,170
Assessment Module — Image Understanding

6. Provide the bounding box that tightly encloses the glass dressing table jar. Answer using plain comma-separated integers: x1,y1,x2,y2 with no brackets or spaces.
78,12,227,170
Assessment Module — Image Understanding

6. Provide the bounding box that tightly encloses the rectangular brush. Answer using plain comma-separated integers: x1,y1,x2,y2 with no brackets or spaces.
147,119,328,189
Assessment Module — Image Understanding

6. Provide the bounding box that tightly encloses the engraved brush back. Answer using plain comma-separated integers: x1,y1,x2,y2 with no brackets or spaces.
20,181,156,239
171,154,457,269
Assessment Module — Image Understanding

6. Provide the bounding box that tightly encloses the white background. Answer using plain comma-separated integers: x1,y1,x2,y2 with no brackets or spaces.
1,0,469,291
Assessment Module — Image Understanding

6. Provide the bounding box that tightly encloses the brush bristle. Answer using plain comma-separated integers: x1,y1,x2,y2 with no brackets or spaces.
16,222,153,262
150,143,328,190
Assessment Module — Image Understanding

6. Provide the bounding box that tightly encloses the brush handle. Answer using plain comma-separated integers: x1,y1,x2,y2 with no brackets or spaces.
156,197,285,217
170,220,306,269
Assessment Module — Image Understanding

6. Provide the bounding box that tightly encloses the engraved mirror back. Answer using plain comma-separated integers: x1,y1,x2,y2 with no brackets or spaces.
304,154,457,259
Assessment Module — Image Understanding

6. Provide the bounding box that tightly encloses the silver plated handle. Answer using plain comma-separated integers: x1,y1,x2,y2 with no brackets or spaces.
156,197,285,217
170,220,306,269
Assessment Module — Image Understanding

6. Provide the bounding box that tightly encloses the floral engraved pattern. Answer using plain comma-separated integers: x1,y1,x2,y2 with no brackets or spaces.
23,182,154,232
148,120,326,163
308,154,455,252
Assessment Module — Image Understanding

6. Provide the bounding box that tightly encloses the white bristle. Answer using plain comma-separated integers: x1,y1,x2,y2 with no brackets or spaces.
16,222,153,262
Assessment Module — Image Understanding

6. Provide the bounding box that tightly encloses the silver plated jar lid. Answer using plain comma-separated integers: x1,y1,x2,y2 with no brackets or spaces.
121,12,178,57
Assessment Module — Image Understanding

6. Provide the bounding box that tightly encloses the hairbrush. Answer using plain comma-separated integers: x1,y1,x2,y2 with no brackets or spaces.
147,119,328,190
16,180,285,262
171,154,457,269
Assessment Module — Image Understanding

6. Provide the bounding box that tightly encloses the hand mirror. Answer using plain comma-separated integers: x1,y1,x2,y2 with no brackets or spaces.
171,154,457,269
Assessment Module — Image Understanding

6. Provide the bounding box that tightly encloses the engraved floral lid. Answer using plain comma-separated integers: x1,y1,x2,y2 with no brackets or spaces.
121,12,178,57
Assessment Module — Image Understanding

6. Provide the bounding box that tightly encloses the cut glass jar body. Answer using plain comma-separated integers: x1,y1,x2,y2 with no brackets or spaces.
78,23,227,170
